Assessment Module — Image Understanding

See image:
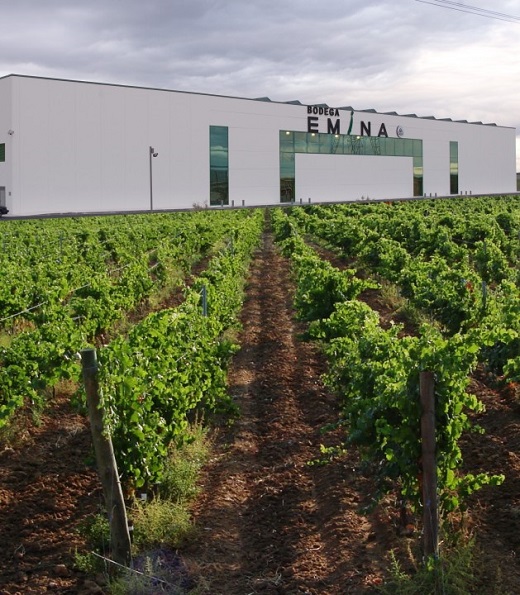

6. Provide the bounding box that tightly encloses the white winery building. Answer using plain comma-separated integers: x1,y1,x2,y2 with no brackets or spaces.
0,74,517,217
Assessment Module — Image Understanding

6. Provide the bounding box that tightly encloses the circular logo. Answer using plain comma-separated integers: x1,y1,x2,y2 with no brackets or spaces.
396,125,404,138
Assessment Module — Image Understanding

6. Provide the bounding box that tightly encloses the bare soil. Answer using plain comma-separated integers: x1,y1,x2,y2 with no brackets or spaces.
0,397,102,594
1,226,519,594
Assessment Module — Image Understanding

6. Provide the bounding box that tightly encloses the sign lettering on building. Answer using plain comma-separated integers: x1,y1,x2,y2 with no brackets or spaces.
306,105,394,138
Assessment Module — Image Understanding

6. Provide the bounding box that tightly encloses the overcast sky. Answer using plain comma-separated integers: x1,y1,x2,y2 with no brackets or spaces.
1,0,519,170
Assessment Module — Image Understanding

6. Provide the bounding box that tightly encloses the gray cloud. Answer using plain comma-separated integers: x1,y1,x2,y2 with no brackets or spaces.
1,0,519,167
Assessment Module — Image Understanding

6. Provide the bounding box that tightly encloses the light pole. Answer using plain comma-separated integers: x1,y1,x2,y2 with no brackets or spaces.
149,146,158,211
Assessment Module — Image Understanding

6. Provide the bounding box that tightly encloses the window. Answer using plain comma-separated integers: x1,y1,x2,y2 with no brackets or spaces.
450,141,459,195
280,149,295,202
0,143,5,162
210,126,229,205
279,131,423,202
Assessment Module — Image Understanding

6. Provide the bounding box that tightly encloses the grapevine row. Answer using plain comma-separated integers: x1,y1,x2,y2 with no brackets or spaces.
96,209,264,489
272,206,507,513
284,197,520,382
0,210,259,428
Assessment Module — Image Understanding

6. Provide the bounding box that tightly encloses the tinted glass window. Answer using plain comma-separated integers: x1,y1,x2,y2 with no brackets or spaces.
210,126,229,205
450,141,459,195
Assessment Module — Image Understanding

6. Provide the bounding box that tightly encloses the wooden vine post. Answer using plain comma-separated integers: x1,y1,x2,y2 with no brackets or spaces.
81,348,132,567
420,370,439,559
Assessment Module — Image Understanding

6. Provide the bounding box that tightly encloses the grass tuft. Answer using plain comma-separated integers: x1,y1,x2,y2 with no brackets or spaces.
131,499,193,549
379,531,509,595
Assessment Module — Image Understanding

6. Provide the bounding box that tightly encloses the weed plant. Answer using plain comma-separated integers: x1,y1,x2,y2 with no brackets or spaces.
380,531,508,595
82,424,209,595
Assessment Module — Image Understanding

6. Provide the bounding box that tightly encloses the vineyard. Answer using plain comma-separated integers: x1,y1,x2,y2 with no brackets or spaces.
271,197,519,513
0,196,519,594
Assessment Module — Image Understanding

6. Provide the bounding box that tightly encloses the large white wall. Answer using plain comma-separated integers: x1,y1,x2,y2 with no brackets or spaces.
0,77,13,205
296,154,413,202
1,75,517,216
338,110,517,198
9,78,210,214
6,77,302,215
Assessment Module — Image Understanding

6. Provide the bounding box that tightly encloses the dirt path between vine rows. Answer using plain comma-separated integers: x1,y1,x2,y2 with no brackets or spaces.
183,227,520,594
1,223,519,594
181,230,410,594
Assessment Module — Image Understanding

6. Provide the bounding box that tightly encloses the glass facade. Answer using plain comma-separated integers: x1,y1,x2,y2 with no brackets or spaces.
0,143,5,162
210,126,229,205
280,131,423,202
450,141,459,195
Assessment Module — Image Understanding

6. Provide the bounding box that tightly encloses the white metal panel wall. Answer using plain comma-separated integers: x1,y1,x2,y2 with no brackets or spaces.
296,154,413,202
228,127,279,206
457,124,516,194
336,110,516,197
9,78,210,215
9,78,302,214
196,94,304,207
373,112,517,196
14,78,74,214
0,78,13,207
397,115,452,197
2,75,518,216
74,83,103,211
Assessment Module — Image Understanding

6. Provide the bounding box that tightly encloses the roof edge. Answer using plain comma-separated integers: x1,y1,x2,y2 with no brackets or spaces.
0,73,514,129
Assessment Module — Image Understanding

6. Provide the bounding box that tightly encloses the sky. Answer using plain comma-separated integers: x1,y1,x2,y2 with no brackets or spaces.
1,0,519,171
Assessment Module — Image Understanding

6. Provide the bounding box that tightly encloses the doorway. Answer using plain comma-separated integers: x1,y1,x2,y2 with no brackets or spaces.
0,187,7,215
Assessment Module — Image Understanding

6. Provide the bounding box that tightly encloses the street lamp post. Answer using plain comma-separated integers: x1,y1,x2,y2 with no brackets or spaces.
149,146,158,211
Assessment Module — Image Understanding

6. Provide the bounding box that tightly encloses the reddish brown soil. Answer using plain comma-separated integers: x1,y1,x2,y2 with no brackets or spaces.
183,231,520,593
0,397,102,594
182,231,397,594
1,227,519,594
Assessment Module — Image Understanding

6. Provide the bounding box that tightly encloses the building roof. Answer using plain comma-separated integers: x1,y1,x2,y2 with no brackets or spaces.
0,73,506,128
